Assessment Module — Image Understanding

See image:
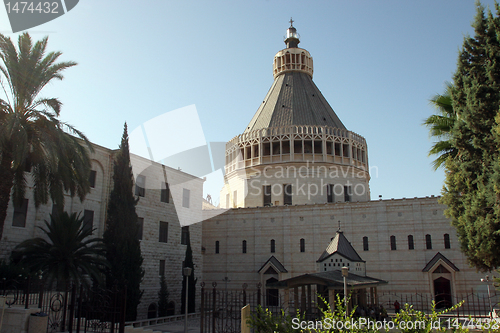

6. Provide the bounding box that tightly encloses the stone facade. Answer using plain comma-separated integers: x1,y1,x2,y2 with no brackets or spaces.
0,142,204,320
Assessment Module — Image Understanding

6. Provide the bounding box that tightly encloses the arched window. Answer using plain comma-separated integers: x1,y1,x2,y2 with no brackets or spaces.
147,303,157,319
408,235,414,250
242,240,247,253
215,240,220,254
300,238,305,252
444,234,450,249
270,239,275,253
426,234,432,250
363,236,369,251
390,235,396,250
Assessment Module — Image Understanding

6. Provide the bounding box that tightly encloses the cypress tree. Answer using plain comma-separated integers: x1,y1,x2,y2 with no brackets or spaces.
181,230,197,314
103,123,144,320
158,274,169,317
441,2,500,271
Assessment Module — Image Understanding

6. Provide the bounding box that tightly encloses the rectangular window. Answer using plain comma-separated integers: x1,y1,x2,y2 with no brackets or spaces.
181,226,190,245
233,190,237,208
12,199,28,227
426,234,432,250
283,184,292,205
135,175,146,197
159,221,168,243
390,235,396,250
408,235,414,250
344,186,352,202
161,182,170,203
263,185,272,206
327,184,334,203
363,236,369,251
444,234,451,249
89,170,97,188
83,209,94,234
270,239,276,253
182,188,190,208
159,260,165,276
137,217,144,240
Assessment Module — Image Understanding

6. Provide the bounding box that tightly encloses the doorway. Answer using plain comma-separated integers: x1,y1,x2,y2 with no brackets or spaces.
433,277,452,309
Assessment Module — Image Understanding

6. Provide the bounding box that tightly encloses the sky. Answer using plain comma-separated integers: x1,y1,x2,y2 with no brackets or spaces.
0,0,497,204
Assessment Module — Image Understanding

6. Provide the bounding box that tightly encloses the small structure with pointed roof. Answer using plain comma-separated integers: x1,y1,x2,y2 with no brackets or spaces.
317,229,366,276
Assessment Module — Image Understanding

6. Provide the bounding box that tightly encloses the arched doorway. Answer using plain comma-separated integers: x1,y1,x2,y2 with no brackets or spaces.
266,277,280,306
167,301,175,316
433,277,452,309
148,303,157,319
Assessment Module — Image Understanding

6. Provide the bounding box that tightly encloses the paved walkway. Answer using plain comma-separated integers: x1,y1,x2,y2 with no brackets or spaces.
148,318,200,333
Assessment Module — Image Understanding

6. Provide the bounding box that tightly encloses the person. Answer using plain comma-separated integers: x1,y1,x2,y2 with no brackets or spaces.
394,300,400,314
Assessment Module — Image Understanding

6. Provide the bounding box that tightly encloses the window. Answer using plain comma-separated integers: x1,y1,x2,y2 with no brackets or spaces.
12,199,28,227
226,194,230,208
300,238,305,252
161,182,170,203
181,226,189,245
270,239,275,253
390,235,396,250
327,184,334,203
182,188,190,208
215,241,220,254
344,186,352,202
159,221,168,243
89,170,97,188
408,235,414,250
135,175,146,197
263,185,272,206
242,240,247,253
266,278,279,306
233,190,237,208
426,234,432,249
83,209,94,234
444,234,450,249
363,236,369,251
159,260,165,276
283,184,292,205
137,217,144,240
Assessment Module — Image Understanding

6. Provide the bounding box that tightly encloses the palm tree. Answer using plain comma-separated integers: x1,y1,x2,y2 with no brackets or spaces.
11,212,108,288
423,82,458,170
0,32,92,240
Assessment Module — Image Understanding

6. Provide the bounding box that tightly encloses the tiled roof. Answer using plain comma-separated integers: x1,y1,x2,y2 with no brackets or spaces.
244,71,346,133
422,252,460,272
317,231,364,262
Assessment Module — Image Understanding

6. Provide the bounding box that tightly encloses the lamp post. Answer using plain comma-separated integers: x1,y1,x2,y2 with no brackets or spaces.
183,267,192,333
481,275,493,318
342,266,348,319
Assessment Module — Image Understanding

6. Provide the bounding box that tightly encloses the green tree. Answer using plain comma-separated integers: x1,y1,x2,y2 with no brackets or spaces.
441,2,500,271
158,274,169,317
423,82,458,170
181,230,196,314
11,211,107,288
0,33,92,240
103,123,144,321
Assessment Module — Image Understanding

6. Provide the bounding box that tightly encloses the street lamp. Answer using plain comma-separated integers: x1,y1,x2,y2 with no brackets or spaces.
342,266,348,319
183,267,192,333
481,275,493,318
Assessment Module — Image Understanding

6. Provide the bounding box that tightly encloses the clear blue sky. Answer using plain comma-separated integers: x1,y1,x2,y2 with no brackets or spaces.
0,0,496,203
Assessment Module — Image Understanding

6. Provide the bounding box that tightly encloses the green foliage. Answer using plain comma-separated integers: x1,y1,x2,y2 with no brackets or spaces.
392,301,465,333
11,212,107,289
103,123,144,321
0,32,92,240
158,274,169,317
423,82,457,170
181,232,197,314
440,2,500,271
247,305,303,333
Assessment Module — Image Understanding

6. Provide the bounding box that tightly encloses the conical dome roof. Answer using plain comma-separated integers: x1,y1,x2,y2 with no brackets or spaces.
244,23,346,133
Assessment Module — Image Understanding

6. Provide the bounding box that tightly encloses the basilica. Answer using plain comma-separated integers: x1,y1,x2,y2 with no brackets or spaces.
0,22,493,319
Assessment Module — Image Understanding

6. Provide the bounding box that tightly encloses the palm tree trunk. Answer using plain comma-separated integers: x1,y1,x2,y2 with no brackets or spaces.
0,151,14,240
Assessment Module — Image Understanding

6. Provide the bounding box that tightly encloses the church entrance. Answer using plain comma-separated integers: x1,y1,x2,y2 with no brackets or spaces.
434,277,452,309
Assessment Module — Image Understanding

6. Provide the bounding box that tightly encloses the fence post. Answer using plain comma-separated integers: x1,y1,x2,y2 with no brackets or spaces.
38,278,44,309
241,304,251,333
68,284,76,333
119,286,126,333
242,283,247,307
24,277,30,309
257,283,262,307
212,283,217,333
200,282,205,333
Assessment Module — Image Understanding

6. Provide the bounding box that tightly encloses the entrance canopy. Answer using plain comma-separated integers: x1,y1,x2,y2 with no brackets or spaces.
268,270,387,289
